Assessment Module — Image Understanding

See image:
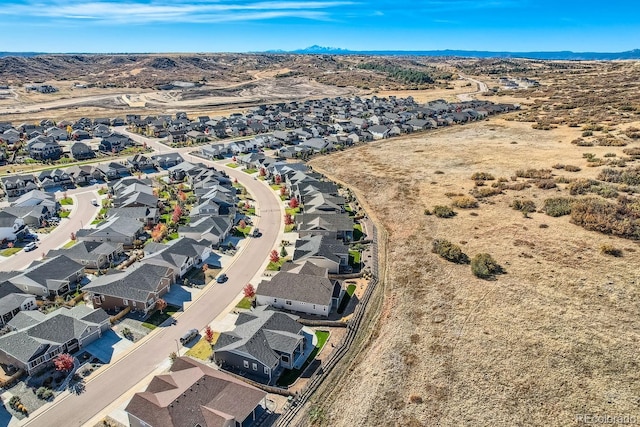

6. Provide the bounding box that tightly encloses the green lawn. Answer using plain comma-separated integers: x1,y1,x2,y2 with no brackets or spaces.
236,297,253,309
270,184,282,190
59,211,70,218
348,250,361,266
353,223,364,241
235,226,251,236
285,207,301,215
346,284,357,297
91,219,104,225
277,330,330,387
284,224,296,233
63,240,77,249
97,188,108,195
244,168,258,174
267,258,288,271
142,305,180,330
59,197,73,205
0,248,22,257
226,163,239,168
185,339,213,360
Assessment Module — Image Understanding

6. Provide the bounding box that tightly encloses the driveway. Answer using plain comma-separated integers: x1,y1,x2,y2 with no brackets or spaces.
24,133,285,427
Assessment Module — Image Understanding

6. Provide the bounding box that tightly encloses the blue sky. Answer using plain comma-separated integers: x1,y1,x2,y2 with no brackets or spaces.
0,0,638,53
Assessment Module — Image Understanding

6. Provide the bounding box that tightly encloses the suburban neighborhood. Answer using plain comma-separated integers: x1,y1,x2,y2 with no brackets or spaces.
0,95,516,426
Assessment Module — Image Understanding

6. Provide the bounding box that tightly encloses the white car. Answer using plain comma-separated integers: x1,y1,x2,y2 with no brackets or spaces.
24,242,37,252
91,199,99,206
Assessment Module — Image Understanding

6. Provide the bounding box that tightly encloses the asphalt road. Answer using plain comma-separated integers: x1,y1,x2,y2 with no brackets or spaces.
0,188,99,271
23,136,284,426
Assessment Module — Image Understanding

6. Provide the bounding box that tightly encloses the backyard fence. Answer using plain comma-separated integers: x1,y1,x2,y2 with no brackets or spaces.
274,222,384,427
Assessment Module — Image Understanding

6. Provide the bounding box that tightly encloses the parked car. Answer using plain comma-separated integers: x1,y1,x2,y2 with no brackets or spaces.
179,328,199,345
91,199,99,206
23,233,39,241
216,273,228,284
251,228,261,237
49,216,60,223
24,242,37,252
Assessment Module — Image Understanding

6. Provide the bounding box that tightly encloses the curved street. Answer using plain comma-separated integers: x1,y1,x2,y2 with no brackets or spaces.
22,135,285,426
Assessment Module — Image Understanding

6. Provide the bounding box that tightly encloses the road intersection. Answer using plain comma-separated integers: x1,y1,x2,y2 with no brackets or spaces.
21,133,285,426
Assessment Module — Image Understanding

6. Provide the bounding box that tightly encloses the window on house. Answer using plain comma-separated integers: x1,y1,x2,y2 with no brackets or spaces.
285,300,292,305
123,299,128,305
243,360,249,368
313,305,316,309
264,366,270,374
281,355,289,363
252,363,257,371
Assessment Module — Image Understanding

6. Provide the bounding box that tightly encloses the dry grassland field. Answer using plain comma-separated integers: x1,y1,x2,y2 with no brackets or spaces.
307,117,640,426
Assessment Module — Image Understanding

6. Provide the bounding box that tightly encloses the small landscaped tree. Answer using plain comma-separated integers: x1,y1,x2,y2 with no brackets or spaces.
275,175,282,185
280,246,288,258
269,249,280,263
156,298,167,314
204,325,215,343
177,190,187,202
171,204,182,223
280,186,287,197
284,213,294,225
243,283,256,299
259,167,266,177
70,232,76,241
238,219,247,230
54,353,74,372
289,197,299,209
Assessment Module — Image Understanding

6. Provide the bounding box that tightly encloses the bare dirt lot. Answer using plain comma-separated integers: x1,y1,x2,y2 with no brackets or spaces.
306,118,640,426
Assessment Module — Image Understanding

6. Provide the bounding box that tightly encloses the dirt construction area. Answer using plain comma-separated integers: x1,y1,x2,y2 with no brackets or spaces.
306,118,640,426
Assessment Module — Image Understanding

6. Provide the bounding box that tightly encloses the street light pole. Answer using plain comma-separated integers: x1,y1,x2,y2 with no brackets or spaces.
175,339,180,355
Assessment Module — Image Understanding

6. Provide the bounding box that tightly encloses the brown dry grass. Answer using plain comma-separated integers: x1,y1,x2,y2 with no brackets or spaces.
305,119,640,426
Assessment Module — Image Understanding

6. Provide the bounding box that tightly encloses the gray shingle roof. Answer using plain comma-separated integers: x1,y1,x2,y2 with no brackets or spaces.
257,265,335,307
83,263,172,302
214,306,303,367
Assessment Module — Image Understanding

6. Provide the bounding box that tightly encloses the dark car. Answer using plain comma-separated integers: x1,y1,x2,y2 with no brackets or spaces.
24,234,39,241
216,273,228,284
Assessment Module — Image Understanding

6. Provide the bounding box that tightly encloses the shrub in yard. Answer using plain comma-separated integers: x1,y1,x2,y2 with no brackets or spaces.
471,253,503,279
432,205,456,218
451,195,478,209
543,197,575,217
470,172,495,181
431,239,469,264
564,165,581,172
600,244,623,257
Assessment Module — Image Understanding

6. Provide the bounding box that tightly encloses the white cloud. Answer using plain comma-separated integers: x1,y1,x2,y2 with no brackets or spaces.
0,1,355,24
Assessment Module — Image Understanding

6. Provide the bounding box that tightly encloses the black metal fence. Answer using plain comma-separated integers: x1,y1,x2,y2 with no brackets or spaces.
274,223,382,427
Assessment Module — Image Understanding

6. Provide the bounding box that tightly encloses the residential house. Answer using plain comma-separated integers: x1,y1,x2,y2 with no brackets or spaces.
97,162,130,181
127,153,154,171
186,130,208,144
66,165,98,185
296,213,354,242
107,207,158,227
76,216,144,246
178,216,232,246
8,255,85,297
3,205,50,228
37,169,72,190
151,153,184,169
28,138,62,160
143,237,212,279
368,124,390,140
47,241,124,270
0,305,110,374
292,234,349,274
213,306,309,383
0,211,26,241
83,263,174,314
256,262,342,316
0,281,37,326
11,189,58,212
70,142,95,160
126,357,267,427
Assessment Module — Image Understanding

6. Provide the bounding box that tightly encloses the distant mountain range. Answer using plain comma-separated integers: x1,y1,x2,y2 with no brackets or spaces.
2,47,640,60
265,45,640,60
